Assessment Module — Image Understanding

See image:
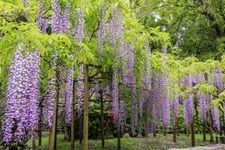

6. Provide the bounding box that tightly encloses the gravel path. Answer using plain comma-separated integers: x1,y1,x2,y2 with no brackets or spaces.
169,144,225,150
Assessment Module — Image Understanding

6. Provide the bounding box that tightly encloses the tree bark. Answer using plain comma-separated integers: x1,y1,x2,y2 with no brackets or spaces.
223,111,225,136
82,65,89,150
173,123,177,143
79,116,82,144
48,65,60,150
38,98,43,146
209,110,214,143
117,96,121,150
71,81,76,150
176,118,179,136
100,90,105,148
153,125,156,137
203,121,206,141
191,121,195,147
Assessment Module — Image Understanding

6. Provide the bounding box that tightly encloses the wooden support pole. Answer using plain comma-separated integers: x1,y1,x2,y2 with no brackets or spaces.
82,65,89,150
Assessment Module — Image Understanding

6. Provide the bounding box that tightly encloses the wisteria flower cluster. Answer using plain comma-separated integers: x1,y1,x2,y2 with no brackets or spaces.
3,44,40,145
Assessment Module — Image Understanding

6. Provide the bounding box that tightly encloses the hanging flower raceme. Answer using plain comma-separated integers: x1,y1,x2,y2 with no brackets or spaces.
74,10,84,43
122,43,135,87
51,0,70,34
36,0,48,33
170,92,179,126
192,73,204,85
77,65,84,116
43,55,57,127
26,51,41,139
97,3,106,53
212,106,220,132
59,67,67,120
161,46,170,128
213,67,224,92
197,92,207,123
112,65,119,124
74,8,85,116
60,1,70,33
151,73,163,123
3,45,40,145
51,0,61,34
182,75,194,127
22,0,29,7
144,40,152,91
65,67,74,125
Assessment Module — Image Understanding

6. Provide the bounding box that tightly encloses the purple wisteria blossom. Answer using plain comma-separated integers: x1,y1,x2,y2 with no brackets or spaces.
170,92,179,126
65,67,74,125
112,66,119,123
182,75,194,127
213,67,224,92
97,3,106,53
161,46,170,128
197,92,207,122
74,10,84,43
51,0,70,34
76,65,84,116
3,44,40,145
36,0,48,33
43,55,57,127
212,106,220,132
144,40,152,91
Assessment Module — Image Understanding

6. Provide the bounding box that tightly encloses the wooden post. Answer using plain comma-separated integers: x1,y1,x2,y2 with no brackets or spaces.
71,81,76,150
82,65,89,150
48,64,60,150
99,89,105,148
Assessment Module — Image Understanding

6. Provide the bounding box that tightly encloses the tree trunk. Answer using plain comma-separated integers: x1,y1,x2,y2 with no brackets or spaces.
203,121,206,141
71,81,76,150
32,139,36,150
48,65,60,150
209,110,214,143
173,123,177,143
163,127,166,136
79,116,82,144
153,125,156,137
38,98,43,146
191,121,195,147
176,118,179,136
82,65,89,150
100,90,105,148
223,111,225,136
117,96,121,150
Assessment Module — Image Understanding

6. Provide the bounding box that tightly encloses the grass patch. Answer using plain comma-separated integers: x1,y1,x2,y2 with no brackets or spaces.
34,133,213,150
